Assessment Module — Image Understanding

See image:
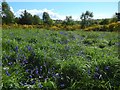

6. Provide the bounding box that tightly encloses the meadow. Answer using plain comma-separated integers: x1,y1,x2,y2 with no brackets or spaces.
2,28,120,90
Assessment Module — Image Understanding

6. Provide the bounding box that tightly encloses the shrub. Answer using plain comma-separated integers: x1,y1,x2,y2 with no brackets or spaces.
84,22,120,32
50,26,60,30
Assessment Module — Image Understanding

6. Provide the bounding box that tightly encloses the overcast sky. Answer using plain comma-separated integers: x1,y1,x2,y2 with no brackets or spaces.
7,1,119,20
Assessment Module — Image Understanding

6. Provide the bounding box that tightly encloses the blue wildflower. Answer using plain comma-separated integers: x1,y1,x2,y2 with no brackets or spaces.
35,68,39,75
88,69,91,75
94,72,102,79
31,80,35,85
15,46,18,52
60,31,64,35
40,66,42,71
24,83,27,86
44,77,48,81
95,67,99,72
26,69,29,73
6,70,10,76
60,83,65,87
22,60,28,65
94,72,99,79
29,75,32,78
27,45,32,51
105,66,110,71
8,62,12,65
39,84,43,88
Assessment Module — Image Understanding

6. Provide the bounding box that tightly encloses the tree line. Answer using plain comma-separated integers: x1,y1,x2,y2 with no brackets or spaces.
1,2,118,29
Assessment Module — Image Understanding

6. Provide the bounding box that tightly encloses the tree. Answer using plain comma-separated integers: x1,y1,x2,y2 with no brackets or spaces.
80,11,93,28
63,16,74,25
18,10,33,25
33,15,41,25
2,1,14,24
42,12,53,25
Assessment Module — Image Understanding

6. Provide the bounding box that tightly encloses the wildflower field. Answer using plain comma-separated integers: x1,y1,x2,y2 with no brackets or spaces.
2,28,120,89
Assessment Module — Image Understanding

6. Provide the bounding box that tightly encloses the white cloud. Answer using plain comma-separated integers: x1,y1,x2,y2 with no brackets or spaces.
10,6,14,13
12,7,113,20
14,8,66,20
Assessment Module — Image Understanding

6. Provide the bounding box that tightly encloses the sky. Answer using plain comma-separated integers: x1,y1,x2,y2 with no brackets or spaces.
7,1,119,20
5,0,120,2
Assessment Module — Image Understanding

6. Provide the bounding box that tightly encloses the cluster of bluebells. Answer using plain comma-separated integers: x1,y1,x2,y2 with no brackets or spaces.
2,30,119,89
21,62,59,86
93,66,111,80
93,66,102,79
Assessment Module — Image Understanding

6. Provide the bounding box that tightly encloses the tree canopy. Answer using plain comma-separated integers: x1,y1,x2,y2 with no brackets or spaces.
33,15,42,25
42,12,53,25
18,10,41,25
80,11,93,28
18,10,33,25
2,2,15,24
63,16,74,25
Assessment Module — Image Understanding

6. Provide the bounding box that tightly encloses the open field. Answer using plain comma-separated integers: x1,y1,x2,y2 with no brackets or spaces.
2,28,120,89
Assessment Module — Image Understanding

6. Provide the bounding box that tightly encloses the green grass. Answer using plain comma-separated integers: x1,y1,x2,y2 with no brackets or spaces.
2,28,120,90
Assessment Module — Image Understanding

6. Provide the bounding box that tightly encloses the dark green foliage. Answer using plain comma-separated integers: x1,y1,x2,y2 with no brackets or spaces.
43,12,53,26
80,11,93,28
62,16,74,25
99,19,110,25
2,2,15,24
33,15,42,25
18,10,33,25
18,10,41,25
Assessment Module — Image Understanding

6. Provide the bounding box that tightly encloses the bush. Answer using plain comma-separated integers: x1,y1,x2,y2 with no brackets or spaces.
108,22,120,32
84,22,120,32
50,26,60,30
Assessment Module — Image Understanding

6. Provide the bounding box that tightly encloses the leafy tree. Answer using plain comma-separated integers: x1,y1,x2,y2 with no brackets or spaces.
63,16,74,25
80,11,93,28
42,12,53,26
33,15,41,25
18,10,33,25
2,1,14,24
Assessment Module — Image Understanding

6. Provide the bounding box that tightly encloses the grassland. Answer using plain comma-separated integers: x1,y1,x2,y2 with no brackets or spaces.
2,28,120,89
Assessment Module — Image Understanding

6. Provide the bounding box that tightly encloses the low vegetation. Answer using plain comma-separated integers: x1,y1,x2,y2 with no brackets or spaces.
2,29,120,89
